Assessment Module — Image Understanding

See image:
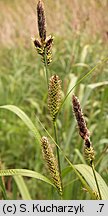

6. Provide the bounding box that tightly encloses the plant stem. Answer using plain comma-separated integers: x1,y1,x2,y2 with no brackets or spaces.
53,121,63,198
91,160,102,200
44,47,49,89
53,122,61,176
0,177,8,200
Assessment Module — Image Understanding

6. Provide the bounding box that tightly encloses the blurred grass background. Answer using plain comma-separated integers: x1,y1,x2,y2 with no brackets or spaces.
0,0,108,199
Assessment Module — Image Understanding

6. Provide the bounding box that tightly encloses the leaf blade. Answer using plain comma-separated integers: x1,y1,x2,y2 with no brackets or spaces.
0,105,41,145
13,176,31,200
75,164,108,200
0,169,55,188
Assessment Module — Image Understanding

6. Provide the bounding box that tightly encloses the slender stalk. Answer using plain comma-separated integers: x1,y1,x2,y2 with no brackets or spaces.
53,122,61,176
44,47,49,88
53,121,63,198
91,160,102,200
0,177,8,200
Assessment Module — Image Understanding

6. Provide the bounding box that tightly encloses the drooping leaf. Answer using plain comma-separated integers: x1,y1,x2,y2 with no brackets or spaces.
75,164,108,200
0,169,55,188
0,105,41,145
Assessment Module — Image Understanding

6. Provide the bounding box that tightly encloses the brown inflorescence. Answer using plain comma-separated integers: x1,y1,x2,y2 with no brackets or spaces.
33,1,53,65
72,94,90,140
41,136,62,196
37,0,46,41
48,75,62,122
72,94,95,162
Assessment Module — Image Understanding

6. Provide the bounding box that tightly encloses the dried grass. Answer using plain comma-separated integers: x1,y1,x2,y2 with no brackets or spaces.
0,0,108,46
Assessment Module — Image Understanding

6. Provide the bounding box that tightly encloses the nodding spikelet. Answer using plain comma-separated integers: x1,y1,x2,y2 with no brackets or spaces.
41,136,62,195
37,0,46,41
48,75,62,122
72,94,95,162
33,38,41,48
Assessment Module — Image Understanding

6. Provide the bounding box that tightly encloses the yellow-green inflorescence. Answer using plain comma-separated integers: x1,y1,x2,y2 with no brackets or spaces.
41,136,63,196
48,75,62,122
33,0,53,65
72,94,95,163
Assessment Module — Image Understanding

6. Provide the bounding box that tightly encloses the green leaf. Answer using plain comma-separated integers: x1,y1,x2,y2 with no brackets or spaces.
74,149,86,164
0,105,41,145
13,176,31,200
61,166,72,178
75,164,108,200
0,169,55,188
0,177,8,200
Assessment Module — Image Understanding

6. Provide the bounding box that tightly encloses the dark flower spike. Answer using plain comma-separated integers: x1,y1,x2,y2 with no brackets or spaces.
33,38,42,48
37,0,46,41
45,35,54,49
72,94,90,140
72,94,95,162
33,1,53,65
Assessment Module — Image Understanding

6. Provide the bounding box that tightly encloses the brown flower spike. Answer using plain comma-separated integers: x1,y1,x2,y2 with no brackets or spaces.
37,0,46,41
72,94,90,140
41,136,62,195
33,0,53,65
48,75,62,122
72,94,95,162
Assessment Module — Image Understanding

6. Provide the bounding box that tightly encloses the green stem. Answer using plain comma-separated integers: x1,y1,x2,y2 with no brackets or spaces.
53,122,61,176
53,121,63,198
91,161,102,200
44,47,49,89
0,177,8,200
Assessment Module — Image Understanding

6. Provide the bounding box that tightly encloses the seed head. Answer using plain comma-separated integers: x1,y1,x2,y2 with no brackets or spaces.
41,136,62,195
33,1,53,65
72,94,90,140
83,144,95,162
72,94,95,163
48,75,62,122
33,38,42,48
45,35,54,50
37,0,46,41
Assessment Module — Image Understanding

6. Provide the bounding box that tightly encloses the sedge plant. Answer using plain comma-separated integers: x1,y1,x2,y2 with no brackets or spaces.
0,0,108,200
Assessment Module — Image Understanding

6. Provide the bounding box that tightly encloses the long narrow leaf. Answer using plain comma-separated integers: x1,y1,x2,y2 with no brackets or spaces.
0,169,55,188
13,176,31,200
0,105,41,145
75,164,108,200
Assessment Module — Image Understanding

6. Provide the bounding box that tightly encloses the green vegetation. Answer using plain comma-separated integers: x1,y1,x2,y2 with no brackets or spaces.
0,0,108,200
